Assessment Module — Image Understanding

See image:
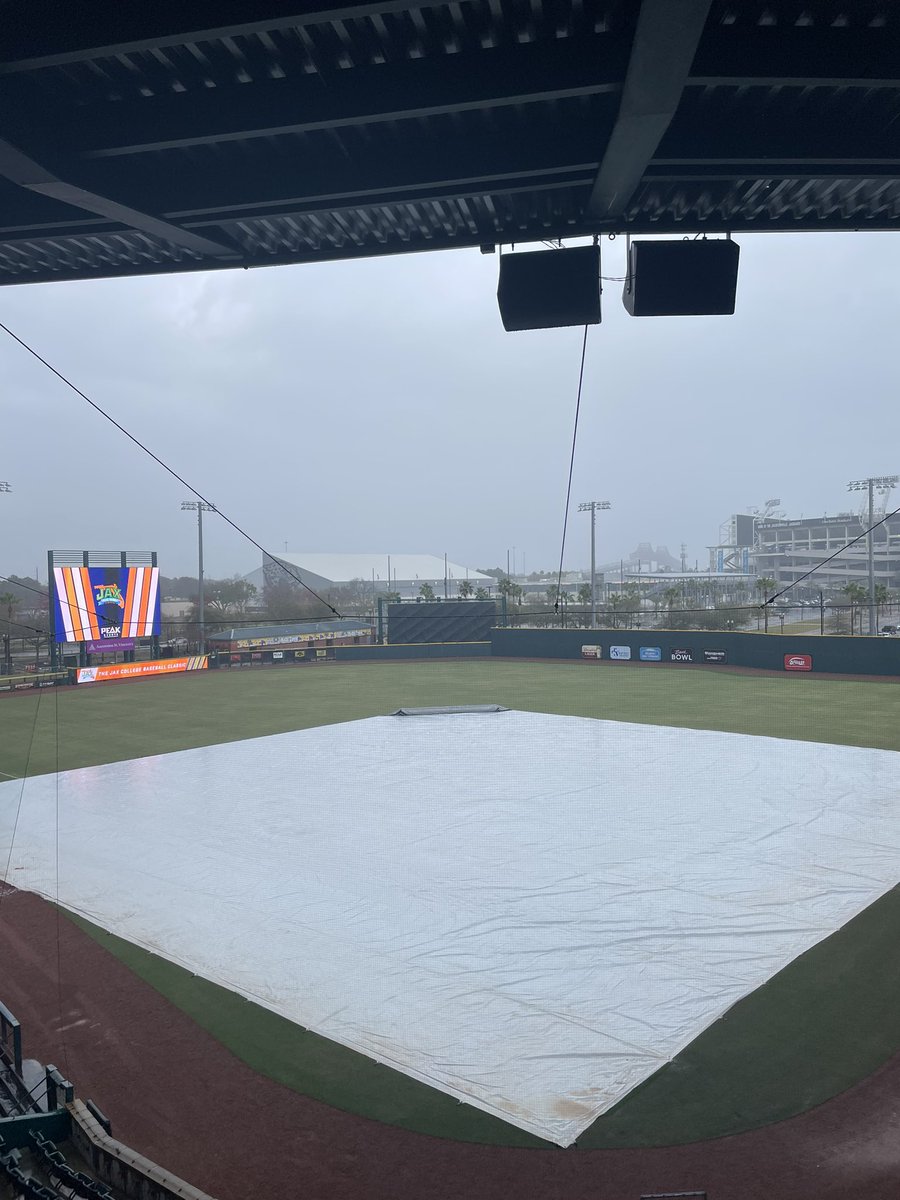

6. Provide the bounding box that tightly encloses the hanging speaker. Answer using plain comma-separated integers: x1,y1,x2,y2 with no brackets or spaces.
623,238,740,316
497,245,601,332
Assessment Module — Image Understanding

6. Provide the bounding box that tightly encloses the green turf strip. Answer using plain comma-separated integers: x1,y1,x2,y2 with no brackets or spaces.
5,662,900,1146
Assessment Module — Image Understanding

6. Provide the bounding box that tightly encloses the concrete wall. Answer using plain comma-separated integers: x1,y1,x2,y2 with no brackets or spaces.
68,1100,216,1200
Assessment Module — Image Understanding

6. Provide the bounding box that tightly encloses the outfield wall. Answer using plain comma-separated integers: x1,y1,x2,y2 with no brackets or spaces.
491,628,900,676
336,641,491,662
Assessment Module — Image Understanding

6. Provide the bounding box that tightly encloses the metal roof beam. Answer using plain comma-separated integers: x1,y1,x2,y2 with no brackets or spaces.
0,1,449,73
687,25,900,89
587,0,712,218
0,139,239,259
22,36,625,160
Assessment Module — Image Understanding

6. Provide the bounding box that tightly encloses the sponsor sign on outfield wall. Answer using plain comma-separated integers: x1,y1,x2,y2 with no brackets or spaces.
76,656,207,684
609,646,632,661
784,653,813,671
670,648,694,663
703,649,727,663
639,646,662,661
581,645,602,659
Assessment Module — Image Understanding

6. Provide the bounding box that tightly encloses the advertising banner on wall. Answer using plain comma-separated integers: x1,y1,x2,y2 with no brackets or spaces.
581,645,602,659
784,653,813,671
609,645,632,661
639,646,662,661
76,656,206,684
53,567,160,643
703,649,727,663
670,648,694,663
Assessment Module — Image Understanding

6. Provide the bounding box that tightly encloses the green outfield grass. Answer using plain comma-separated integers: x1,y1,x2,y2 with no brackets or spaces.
3,660,900,1148
3,659,900,780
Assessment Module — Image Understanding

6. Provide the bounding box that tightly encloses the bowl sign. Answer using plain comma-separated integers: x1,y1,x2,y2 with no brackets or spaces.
784,653,813,671
609,645,632,661
670,648,693,663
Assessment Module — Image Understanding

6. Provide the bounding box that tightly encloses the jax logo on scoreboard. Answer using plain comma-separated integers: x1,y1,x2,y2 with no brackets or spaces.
94,583,125,609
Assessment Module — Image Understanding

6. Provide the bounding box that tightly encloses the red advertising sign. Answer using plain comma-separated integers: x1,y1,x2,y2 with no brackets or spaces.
784,653,812,672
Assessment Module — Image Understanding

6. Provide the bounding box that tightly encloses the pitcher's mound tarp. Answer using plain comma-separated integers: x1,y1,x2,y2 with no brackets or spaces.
392,704,508,716
2,712,900,1147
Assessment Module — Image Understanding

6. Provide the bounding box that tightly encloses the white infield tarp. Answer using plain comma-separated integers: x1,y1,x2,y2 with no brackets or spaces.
1,711,899,1146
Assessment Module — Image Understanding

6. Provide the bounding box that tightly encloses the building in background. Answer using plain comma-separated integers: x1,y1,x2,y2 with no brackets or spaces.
751,512,900,593
208,619,373,664
247,554,493,600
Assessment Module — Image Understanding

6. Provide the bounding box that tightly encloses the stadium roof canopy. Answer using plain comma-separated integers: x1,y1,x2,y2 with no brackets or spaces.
1,1,898,286
270,553,492,583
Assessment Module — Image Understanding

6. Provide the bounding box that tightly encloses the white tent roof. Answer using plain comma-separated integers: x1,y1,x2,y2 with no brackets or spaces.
272,553,491,583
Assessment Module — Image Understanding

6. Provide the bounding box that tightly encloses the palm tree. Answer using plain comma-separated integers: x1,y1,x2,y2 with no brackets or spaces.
756,576,776,632
457,579,474,600
418,582,436,601
842,581,867,634
874,583,890,631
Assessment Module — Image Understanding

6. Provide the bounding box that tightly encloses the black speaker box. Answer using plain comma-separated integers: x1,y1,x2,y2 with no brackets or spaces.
497,246,601,332
623,238,740,316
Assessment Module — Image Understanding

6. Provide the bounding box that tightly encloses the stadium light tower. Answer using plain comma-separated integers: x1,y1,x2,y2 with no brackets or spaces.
848,476,898,635
0,481,10,493
181,500,216,651
578,500,611,628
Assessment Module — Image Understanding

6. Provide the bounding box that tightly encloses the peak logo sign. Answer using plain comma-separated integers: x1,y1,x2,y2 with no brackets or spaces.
609,645,632,661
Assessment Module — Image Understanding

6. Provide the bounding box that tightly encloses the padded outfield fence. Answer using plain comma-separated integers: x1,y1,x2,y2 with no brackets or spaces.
490,627,900,676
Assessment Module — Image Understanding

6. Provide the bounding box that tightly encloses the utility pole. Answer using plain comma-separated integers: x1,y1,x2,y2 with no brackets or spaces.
578,500,611,628
181,501,216,651
848,475,898,635
1,484,9,672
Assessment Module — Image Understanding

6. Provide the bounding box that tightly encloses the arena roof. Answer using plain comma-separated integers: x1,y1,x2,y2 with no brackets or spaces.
271,553,492,583
2,1,899,286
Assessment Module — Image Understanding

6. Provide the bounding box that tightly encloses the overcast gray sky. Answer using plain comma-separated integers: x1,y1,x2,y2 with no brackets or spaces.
2,232,899,582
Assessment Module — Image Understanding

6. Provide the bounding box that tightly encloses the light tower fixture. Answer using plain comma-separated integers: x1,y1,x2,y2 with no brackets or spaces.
578,500,612,628
847,476,898,636
181,500,217,651
0,481,10,493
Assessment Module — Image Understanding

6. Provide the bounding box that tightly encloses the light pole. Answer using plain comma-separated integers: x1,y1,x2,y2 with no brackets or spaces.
0,482,9,493
578,500,611,628
848,476,898,635
181,500,216,651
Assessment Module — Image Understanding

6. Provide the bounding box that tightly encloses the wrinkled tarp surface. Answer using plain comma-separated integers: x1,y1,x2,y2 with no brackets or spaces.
1,711,898,1145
